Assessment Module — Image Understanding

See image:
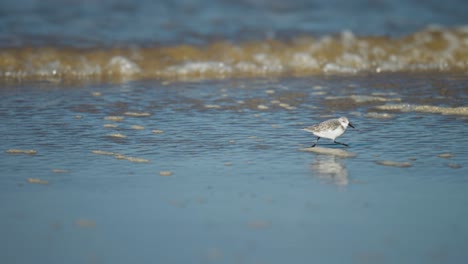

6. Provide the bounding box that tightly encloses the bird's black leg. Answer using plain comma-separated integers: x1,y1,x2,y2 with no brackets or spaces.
334,140,349,147
311,137,320,147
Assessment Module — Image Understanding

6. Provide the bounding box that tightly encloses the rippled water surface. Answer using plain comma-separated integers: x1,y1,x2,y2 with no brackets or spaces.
1,73,467,264
2,1,468,263
2,0,468,46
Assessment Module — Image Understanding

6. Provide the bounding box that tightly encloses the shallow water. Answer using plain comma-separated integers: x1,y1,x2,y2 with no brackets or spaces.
1,73,467,264
2,1,468,263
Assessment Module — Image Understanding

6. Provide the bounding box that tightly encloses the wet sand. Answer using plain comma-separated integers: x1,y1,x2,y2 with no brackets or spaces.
1,73,467,264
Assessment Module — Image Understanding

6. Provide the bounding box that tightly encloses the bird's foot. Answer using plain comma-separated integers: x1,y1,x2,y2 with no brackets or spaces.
334,141,349,147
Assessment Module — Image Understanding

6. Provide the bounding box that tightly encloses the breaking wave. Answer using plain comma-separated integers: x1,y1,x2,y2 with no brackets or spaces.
2,26,468,81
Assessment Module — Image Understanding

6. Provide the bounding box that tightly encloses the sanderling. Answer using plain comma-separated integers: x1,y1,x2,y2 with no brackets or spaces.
302,117,355,147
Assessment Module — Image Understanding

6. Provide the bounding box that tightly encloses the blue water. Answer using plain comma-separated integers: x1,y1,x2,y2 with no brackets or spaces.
1,74,468,263
1,0,468,46
2,0,468,262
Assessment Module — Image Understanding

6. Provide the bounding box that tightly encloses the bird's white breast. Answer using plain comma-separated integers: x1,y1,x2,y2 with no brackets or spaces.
313,126,345,140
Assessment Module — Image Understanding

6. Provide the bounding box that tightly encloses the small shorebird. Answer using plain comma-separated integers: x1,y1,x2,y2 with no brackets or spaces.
303,117,355,147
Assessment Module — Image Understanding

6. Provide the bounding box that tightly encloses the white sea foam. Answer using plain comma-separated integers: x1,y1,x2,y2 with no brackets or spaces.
106,56,141,75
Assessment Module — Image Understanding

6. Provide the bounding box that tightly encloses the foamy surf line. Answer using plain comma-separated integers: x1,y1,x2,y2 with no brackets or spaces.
2,26,468,81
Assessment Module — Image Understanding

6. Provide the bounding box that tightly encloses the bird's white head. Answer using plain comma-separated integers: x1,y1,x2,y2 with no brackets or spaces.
338,117,355,128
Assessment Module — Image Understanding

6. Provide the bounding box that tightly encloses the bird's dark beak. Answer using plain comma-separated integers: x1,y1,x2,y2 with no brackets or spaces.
349,123,355,128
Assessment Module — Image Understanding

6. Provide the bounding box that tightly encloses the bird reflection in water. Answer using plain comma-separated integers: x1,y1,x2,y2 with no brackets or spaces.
310,155,349,186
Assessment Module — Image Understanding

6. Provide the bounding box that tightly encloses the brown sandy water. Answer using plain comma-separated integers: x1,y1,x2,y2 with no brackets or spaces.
1,73,468,264
2,27,468,82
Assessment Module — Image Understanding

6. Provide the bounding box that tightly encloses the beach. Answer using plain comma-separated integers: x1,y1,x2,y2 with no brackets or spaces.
1,0,468,263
